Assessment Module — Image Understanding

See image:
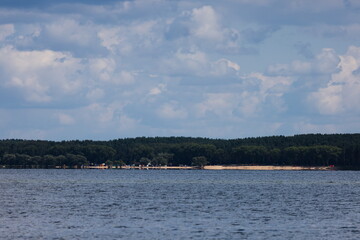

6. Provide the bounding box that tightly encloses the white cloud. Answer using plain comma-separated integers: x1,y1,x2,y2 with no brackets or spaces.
98,27,132,54
309,46,360,114
175,48,207,65
309,85,343,114
202,92,253,118
268,48,340,75
291,61,312,74
195,72,292,119
149,83,166,96
56,113,75,125
248,72,293,96
314,48,340,74
0,0,360,140
86,103,115,124
0,46,84,102
89,58,116,81
84,102,133,126
211,58,240,76
167,48,209,75
196,93,237,118
238,92,263,116
225,59,241,71
117,71,136,85
98,19,162,55
166,49,242,78
89,58,135,85
44,19,97,47
157,102,188,119
184,5,244,53
191,5,223,41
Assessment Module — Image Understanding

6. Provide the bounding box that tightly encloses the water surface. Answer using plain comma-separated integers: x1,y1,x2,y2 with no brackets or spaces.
1,169,360,239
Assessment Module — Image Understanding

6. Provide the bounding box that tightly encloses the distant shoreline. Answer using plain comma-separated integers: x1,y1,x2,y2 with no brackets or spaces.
2,134,359,169
0,165,337,170
85,165,334,170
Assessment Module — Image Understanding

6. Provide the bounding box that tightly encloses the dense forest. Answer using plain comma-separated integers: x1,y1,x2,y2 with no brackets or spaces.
1,134,360,169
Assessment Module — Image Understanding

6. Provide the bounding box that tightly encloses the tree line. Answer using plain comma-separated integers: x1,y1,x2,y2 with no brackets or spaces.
0,134,359,169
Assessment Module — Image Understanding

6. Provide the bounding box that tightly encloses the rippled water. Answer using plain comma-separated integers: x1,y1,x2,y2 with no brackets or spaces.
1,169,360,239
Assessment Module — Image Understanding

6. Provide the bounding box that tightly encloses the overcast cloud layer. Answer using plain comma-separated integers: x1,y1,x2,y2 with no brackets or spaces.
0,0,360,140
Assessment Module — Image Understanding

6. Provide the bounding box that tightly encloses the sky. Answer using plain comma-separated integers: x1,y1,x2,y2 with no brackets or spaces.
0,0,360,140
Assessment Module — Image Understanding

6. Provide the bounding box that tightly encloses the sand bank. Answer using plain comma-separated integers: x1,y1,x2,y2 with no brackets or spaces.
120,165,333,170
203,165,332,170
121,166,194,170
24,165,336,170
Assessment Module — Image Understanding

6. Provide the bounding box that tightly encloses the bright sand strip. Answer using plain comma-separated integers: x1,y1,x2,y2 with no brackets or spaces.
203,165,331,170
121,165,331,170
145,166,194,170
123,166,194,170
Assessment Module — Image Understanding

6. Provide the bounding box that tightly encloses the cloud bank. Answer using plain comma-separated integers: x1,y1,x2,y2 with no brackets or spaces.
0,0,359,140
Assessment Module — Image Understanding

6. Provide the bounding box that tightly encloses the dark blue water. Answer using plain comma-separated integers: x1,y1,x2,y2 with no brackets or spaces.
1,169,360,239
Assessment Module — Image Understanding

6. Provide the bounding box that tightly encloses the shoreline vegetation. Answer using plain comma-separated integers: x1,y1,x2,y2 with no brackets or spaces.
1,133,360,169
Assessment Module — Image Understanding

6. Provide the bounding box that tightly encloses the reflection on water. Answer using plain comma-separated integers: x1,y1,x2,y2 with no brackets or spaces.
1,169,360,239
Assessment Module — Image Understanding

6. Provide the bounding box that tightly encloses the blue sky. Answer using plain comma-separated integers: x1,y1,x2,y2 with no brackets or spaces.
0,0,360,140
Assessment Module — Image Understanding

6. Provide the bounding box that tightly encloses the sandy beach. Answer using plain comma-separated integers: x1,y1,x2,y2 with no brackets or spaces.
203,165,332,170
130,166,194,170
113,165,333,170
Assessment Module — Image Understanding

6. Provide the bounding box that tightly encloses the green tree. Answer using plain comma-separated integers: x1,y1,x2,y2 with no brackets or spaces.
192,156,209,168
113,160,125,168
139,157,151,166
2,154,16,165
105,160,113,168
130,145,154,163
28,156,42,167
43,155,57,167
232,146,268,164
55,155,67,167
83,145,116,164
152,153,173,166
65,154,88,168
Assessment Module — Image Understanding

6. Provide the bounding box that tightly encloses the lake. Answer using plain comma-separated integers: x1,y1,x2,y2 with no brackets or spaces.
1,169,360,239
